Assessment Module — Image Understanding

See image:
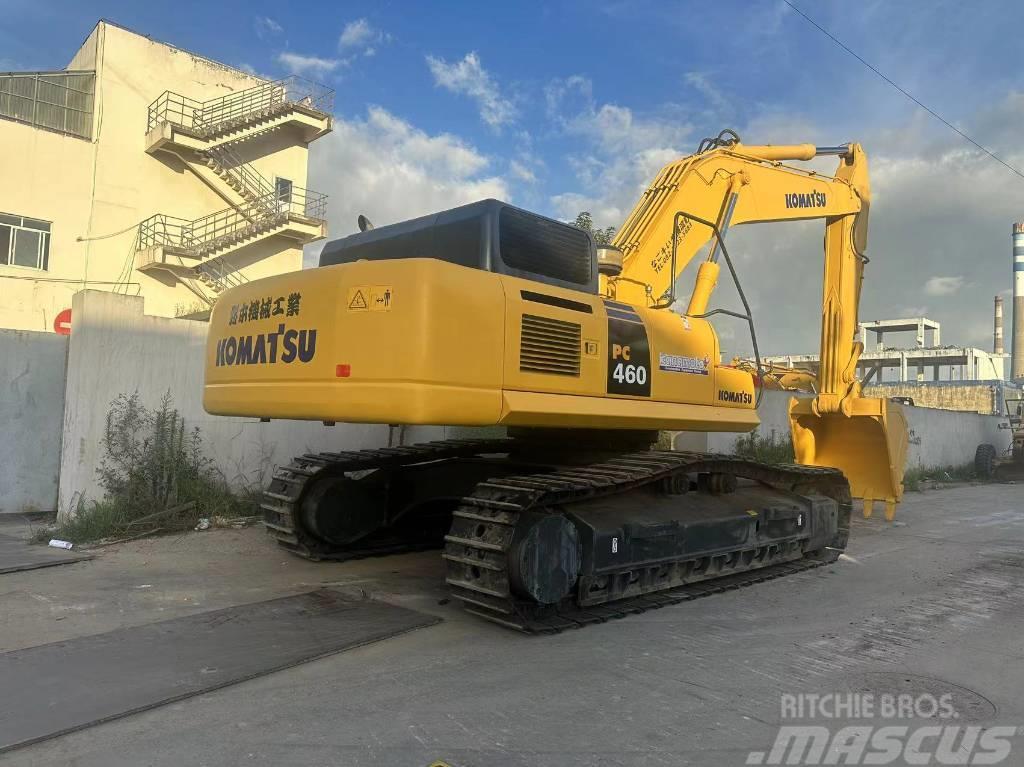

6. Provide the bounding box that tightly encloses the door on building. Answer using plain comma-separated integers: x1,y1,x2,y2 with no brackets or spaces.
275,177,293,215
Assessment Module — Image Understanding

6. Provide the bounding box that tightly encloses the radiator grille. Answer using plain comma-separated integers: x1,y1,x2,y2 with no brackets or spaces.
519,314,581,376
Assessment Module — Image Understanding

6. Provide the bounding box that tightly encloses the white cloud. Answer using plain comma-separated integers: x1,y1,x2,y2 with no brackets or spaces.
684,71,731,115
276,52,344,77
254,16,283,39
426,52,516,130
509,160,536,183
924,276,965,296
545,75,691,225
306,107,510,266
339,19,371,48
338,19,389,56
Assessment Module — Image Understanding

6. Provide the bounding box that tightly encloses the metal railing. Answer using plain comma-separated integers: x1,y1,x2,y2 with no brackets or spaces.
137,214,194,250
0,70,95,139
137,186,327,256
196,257,248,293
204,143,277,212
146,75,334,136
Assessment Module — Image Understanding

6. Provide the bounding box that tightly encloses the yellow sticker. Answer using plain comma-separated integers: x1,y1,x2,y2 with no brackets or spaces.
368,285,394,311
347,287,369,311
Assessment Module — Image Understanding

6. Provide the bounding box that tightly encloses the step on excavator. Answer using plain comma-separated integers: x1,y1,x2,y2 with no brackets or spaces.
203,130,908,632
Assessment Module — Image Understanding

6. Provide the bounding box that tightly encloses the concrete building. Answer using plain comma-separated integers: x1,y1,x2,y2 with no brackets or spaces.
0,20,332,331
765,317,1009,385
760,316,1022,415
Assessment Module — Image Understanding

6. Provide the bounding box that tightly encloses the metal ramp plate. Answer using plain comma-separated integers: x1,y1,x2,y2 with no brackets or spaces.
0,589,439,753
0,533,91,574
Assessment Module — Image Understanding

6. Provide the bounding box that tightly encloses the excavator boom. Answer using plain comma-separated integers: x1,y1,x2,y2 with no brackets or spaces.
604,135,907,514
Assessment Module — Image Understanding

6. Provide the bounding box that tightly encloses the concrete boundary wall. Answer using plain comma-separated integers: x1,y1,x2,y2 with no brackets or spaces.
0,329,68,512
3,289,1009,518
56,291,446,518
673,389,1012,469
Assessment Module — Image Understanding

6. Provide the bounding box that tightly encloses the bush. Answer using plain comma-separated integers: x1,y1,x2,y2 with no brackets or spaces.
733,430,795,465
45,392,257,544
903,463,978,492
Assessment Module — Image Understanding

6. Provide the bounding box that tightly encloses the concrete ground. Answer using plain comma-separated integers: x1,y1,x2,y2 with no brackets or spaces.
2,483,1022,767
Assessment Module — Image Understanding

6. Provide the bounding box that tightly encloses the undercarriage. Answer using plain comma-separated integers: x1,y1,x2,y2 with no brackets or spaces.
261,435,851,633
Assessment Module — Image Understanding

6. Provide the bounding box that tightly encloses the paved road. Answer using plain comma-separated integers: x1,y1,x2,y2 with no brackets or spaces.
3,484,1023,766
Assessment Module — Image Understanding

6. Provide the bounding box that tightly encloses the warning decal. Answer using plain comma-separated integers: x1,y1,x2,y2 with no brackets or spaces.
348,286,393,312
348,289,368,311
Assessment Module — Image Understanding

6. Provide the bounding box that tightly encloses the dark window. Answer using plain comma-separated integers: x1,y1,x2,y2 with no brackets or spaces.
430,217,480,268
0,212,51,270
499,207,592,285
13,229,40,267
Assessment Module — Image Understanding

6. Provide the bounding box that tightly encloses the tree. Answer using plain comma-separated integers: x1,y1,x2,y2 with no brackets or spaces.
572,211,616,245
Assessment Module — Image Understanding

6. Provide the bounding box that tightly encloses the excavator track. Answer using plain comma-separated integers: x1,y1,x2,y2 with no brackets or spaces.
260,439,514,561
443,451,850,634
262,439,849,633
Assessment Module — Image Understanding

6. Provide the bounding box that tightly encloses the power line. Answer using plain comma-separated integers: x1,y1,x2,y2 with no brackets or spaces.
781,0,1024,182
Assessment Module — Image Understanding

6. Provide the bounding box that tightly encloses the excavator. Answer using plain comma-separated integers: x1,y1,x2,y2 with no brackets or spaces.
203,130,908,632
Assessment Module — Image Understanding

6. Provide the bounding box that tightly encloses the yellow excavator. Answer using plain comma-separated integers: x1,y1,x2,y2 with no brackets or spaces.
203,130,907,632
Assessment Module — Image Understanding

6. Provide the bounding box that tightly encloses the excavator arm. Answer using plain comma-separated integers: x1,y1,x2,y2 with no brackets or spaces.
606,136,908,517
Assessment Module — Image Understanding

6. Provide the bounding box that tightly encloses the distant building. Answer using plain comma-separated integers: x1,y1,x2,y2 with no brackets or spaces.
760,317,1020,415
764,317,1009,384
0,20,332,331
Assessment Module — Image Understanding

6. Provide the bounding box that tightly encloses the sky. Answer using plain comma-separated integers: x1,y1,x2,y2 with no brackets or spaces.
4,0,1024,358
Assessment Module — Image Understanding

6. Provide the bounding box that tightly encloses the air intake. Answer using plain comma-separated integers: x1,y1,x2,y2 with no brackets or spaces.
519,314,581,376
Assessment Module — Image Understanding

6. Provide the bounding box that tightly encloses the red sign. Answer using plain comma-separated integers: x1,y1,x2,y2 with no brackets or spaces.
53,308,72,335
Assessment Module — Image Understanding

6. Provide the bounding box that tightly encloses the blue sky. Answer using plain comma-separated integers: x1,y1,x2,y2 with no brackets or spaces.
4,0,1024,358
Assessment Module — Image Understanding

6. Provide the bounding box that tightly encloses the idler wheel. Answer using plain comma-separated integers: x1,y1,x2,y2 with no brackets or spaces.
508,513,581,605
300,474,387,545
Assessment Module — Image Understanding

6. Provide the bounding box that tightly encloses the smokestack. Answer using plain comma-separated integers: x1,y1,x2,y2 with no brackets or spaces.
1014,224,1024,380
995,295,1004,354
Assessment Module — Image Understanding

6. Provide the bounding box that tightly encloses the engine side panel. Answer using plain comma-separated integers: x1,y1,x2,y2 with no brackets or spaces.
203,259,758,431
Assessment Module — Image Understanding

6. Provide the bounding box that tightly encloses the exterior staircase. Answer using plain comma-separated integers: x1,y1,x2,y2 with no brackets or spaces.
135,187,326,300
138,75,331,306
145,75,333,152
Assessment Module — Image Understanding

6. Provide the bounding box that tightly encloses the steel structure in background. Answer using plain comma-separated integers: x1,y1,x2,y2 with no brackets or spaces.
995,294,1005,355
1013,223,1024,380
0,70,95,139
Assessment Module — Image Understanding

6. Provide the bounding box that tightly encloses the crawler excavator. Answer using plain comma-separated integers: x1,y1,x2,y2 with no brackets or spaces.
203,131,908,632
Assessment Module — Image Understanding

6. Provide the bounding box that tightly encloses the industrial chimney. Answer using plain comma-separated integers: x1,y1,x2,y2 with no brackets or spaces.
1014,224,1024,380
995,295,1005,354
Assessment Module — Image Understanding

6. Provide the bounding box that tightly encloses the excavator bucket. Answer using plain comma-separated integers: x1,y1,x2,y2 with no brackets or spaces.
788,396,908,520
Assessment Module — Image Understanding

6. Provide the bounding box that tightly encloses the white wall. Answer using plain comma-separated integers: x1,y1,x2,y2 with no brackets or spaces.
56,290,444,518
903,405,1010,469
0,329,68,512
672,389,1012,469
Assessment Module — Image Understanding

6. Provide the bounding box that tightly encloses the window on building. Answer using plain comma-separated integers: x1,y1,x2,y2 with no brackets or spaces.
0,213,50,270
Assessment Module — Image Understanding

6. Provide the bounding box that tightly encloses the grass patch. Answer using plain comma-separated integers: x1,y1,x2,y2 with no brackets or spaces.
38,392,258,545
733,430,795,465
903,463,978,492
